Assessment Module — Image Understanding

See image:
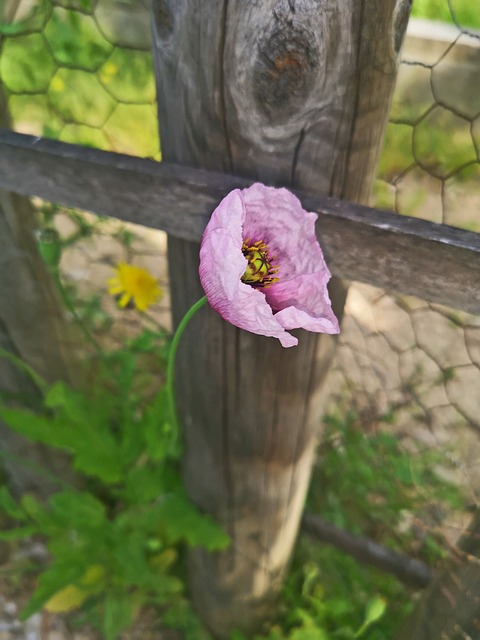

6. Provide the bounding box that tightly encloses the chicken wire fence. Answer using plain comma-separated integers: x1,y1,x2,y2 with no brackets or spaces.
0,0,479,631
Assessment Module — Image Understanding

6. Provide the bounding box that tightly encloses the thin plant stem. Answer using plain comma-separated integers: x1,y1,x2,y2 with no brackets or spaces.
0,348,48,394
51,268,103,356
0,447,77,493
142,310,168,334
166,296,208,434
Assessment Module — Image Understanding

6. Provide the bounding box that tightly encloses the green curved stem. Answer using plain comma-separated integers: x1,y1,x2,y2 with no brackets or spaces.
167,296,208,433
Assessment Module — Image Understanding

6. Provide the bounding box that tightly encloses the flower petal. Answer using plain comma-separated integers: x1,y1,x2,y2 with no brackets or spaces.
119,292,131,308
241,183,323,279
242,183,339,335
266,273,339,334
108,283,123,295
199,190,298,347
199,184,339,346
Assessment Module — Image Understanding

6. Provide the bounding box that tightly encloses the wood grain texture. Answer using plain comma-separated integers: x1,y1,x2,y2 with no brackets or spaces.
0,80,79,497
1,130,477,314
152,1,411,636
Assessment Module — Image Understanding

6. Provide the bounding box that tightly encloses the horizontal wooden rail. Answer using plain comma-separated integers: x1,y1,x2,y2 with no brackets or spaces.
0,129,479,314
302,512,432,589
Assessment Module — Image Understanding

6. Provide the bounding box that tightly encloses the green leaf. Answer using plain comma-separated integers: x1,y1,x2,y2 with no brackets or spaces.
72,444,124,484
0,406,72,449
354,596,387,638
0,526,37,541
142,388,177,461
0,486,26,521
103,592,133,640
21,494,50,524
48,491,107,531
20,559,87,620
364,596,387,624
393,458,413,484
111,530,148,582
43,383,125,482
290,628,328,640
158,496,230,550
45,382,92,427
124,465,166,505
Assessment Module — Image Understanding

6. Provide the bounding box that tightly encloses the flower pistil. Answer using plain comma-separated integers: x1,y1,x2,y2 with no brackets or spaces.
241,239,279,289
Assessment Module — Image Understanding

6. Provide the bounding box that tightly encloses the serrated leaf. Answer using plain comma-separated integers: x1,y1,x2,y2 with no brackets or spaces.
43,384,125,481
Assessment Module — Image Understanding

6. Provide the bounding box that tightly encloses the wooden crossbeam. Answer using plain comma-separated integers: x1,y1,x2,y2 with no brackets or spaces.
0,129,479,314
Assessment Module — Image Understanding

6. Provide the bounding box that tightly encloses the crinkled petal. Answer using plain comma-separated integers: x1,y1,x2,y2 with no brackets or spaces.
266,272,339,334
242,184,339,335
199,190,298,347
241,183,325,279
199,184,339,346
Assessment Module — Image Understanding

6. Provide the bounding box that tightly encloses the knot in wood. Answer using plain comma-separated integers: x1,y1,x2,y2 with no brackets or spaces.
154,0,173,39
253,25,319,122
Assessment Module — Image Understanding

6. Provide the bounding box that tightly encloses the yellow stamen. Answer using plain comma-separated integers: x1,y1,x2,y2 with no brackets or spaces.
241,240,279,288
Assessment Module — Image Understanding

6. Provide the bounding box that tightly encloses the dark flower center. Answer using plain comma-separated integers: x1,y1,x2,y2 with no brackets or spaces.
241,239,279,288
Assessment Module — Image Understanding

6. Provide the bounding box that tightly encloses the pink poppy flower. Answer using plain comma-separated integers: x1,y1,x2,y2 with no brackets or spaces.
199,183,340,347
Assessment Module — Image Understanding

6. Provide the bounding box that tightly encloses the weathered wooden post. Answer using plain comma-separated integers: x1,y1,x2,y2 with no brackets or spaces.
0,186,80,497
152,1,411,636
0,22,80,496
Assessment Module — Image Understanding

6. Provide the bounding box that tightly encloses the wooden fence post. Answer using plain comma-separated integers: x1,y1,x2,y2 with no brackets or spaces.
0,21,80,497
151,1,411,636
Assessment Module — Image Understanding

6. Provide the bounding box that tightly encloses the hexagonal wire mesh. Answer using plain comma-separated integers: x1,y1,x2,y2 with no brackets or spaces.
0,0,479,637
0,0,171,342
0,0,159,157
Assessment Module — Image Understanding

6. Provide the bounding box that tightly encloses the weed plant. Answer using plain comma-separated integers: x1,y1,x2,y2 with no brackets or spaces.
240,409,465,640
0,321,228,639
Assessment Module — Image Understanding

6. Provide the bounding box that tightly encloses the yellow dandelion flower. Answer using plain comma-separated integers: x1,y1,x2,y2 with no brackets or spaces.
108,263,162,312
